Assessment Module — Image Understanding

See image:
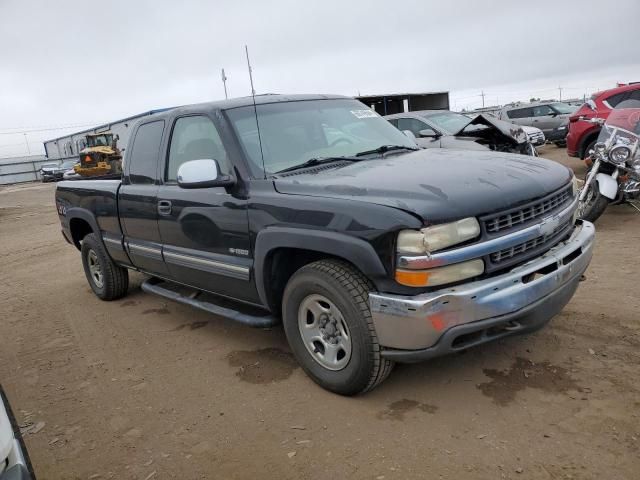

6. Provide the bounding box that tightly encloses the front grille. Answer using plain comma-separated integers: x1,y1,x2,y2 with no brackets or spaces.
482,185,572,235
490,219,572,264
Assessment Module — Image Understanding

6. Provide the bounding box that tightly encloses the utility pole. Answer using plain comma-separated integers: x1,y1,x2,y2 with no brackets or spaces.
23,133,30,155
480,90,486,108
558,86,563,101
245,45,256,96
221,68,228,99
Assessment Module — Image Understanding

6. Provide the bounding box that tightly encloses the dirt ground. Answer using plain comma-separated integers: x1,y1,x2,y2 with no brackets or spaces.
1,145,639,480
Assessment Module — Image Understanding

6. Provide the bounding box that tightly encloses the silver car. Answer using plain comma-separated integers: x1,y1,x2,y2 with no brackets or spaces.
385,110,536,156
497,101,577,145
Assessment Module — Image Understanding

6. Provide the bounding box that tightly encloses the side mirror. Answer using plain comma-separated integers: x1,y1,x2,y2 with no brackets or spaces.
419,129,440,138
402,130,416,140
177,159,235,189
550,112,558,117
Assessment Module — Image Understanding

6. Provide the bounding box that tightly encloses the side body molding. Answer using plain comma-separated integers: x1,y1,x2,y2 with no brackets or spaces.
253,227,389,309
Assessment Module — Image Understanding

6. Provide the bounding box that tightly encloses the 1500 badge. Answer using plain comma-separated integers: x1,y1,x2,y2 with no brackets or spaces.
229,247,249,256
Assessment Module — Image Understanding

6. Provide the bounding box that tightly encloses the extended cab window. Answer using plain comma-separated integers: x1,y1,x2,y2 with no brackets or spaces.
129,121,165,184
166,115,229,182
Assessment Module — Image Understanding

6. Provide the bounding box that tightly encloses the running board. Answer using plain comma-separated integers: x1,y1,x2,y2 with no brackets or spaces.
141,278,278,328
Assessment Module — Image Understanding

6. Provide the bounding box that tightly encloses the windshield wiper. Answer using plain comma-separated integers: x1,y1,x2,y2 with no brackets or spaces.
275,156,360,174
355,144,419,157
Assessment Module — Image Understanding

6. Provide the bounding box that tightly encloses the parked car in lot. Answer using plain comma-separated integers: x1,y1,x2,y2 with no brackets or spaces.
567,83,640,159
0,386,34,479
497,101,577,146
55,94,594,395
385,110,537,155
521,125,546,146
40,160,78,182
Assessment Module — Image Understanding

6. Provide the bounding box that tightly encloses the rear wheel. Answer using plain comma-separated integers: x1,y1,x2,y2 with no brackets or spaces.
282,260,394,395
81,233,129,300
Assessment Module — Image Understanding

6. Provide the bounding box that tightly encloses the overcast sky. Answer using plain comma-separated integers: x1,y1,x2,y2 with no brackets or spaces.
1,0,639,158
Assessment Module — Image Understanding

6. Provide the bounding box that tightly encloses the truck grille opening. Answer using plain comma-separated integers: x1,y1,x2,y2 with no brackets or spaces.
482,185,572,234
490,220,572,264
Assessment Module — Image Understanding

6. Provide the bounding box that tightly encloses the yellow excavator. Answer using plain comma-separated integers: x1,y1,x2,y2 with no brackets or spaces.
74,133,122,177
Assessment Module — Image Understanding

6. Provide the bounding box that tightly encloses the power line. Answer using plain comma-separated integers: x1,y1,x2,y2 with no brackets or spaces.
0,122,105,135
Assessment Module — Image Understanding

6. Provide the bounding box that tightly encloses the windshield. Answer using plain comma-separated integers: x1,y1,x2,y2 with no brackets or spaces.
423,112,472,134
598,99,640,144
87,135,112,147
60,160,77,169
550,102,577,114
226,99,416,175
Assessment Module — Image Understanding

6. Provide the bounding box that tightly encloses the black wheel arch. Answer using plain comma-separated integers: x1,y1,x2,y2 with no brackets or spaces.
579,129,601,159
67,208,101,249
254,228,389,312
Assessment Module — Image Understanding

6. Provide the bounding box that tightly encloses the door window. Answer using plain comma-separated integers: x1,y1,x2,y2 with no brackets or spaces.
166,116,229,182
532,105,554,117
129,121,165,184
397,117,434,136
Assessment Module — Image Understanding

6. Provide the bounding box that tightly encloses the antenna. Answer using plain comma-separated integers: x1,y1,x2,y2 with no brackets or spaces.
245,45,266,177
221,68,228,99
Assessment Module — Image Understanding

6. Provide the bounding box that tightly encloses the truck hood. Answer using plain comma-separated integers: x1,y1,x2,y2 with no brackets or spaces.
273,149,572,223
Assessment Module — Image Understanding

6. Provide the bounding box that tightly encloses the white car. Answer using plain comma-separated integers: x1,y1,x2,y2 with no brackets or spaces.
0,388,33,479
521,125,546,146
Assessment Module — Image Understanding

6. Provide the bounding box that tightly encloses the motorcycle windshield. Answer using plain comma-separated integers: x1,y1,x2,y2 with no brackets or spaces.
597,99,640,161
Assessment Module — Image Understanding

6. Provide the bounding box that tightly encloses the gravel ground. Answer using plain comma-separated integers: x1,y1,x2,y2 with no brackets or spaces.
1,145,639,479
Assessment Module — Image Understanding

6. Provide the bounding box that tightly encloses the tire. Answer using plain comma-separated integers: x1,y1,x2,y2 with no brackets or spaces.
578,180,610,223
282,259,394,396
81,233,129,300
582,139,597,160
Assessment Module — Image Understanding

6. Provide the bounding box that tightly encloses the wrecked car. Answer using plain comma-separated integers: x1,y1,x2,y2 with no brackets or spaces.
385,110,537,156
1,385,35,479
56,94,593,395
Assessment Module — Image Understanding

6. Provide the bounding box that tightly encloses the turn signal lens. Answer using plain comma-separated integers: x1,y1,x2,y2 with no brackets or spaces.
395,259,485,287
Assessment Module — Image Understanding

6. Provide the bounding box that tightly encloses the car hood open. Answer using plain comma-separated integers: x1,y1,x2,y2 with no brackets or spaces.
273,149,571,223
453,114,529,144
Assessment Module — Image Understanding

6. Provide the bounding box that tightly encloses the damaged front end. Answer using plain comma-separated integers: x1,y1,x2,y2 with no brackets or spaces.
453,114,535,156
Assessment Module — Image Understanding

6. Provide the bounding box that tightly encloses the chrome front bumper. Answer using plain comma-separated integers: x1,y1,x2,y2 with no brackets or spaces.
369,221,595,354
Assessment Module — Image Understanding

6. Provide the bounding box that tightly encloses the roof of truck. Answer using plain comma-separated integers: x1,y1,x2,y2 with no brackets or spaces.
168,93,349,113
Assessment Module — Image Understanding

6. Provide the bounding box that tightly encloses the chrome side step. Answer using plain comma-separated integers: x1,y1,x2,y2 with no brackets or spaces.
141,278,278,328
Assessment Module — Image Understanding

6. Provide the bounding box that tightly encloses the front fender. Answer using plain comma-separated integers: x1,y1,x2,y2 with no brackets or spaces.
595,173,618,199
253,227,389,308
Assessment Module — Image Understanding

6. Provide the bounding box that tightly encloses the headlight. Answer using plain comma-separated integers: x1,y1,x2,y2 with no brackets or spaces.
609,145,631,165
395,259,485,287
397,217,480,254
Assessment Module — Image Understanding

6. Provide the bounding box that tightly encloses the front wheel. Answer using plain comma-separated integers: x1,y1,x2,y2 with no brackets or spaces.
577,179,610,222
282,260,394,395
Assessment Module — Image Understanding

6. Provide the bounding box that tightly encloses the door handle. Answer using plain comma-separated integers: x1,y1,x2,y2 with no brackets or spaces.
157,200,172,215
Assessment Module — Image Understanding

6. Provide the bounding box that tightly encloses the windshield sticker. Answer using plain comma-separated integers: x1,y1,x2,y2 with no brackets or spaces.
351,109,378,119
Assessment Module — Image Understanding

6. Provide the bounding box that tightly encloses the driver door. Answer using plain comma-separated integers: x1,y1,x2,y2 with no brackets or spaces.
156,114,258,304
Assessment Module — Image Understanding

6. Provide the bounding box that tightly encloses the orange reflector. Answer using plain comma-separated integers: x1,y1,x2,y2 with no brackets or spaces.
430,314,445,332
395,269,429,287
84,155,91,163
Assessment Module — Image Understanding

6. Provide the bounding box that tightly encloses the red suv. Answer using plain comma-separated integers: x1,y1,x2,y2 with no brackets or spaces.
567,83,640,159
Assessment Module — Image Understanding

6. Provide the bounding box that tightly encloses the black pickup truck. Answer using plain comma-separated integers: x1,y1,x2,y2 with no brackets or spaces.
55,94,595,395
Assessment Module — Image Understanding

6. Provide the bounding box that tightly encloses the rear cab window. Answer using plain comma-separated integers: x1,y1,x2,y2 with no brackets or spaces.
127,120,165,184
